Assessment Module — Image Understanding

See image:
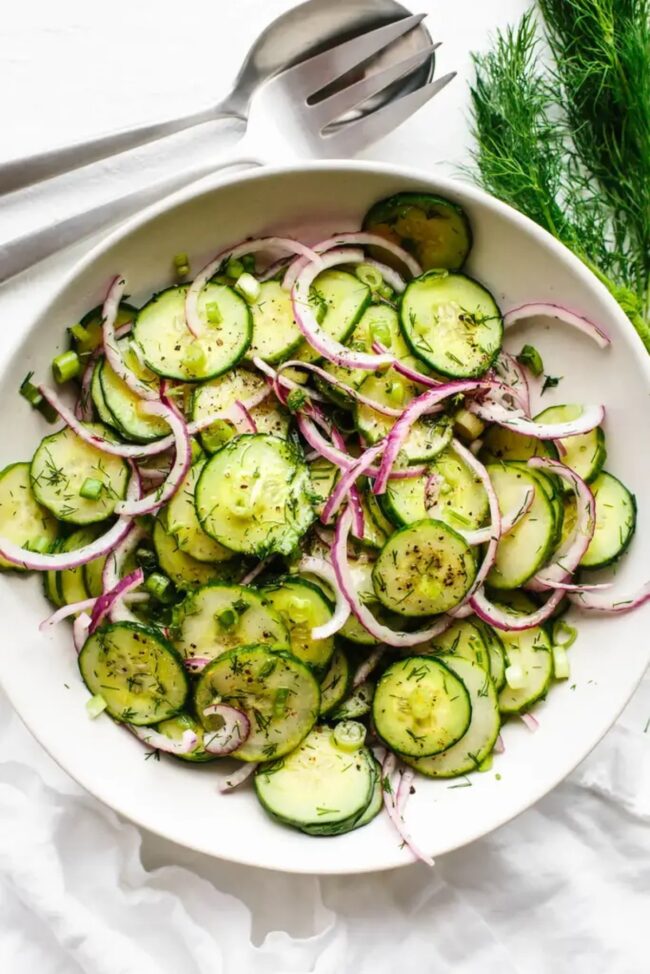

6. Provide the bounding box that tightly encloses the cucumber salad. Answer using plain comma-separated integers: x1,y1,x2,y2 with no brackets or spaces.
3,191,648,863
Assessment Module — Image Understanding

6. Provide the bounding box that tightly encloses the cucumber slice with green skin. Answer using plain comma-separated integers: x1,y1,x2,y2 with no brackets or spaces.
172,582,290,664
534,404,607,488
247,280,303,364
479,426,558,465
319,646,352,716
372,519,477,617
254,726,374,833
362,192,472,271
133,284,252,381
498,625,552,715
247,397,291,440
291,270,371,366
72,301,137,357
98,347,168,443
195,434,314,557
166,460,234,564
577,471,636,569
474,620,507,692
351,755,383,830
0,462,58,571
31,425,130,525
382,447,489,530
355,368,453,463
58,527,98,605
364,487,395,538
195,645,320,761
403,655,500,778
192,367,266,452
91,361,119,428
338,557,396,646
509,462,564,550
401,271,503,378
44,547,64,606
316,303,409,405
373,656,472,758
262,576,335,674
153,516,237,591
308,458,339,517
485,464,556,590
155,713,217,763
84,550,108,598
78,622,189,725
351,492,388,550
424,619,491,674
331,679,375,720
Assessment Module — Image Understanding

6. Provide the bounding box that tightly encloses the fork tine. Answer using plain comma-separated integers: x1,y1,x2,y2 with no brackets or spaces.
309,44,440,128
279,14,428,100
321,72,457,156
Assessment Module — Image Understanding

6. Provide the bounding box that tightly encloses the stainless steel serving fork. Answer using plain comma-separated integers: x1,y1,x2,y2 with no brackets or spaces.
0,14,454,283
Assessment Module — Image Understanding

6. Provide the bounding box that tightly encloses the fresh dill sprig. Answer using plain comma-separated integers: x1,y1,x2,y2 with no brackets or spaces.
470,6,650,350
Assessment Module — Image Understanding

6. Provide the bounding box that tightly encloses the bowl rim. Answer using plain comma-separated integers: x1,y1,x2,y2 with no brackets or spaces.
3,159,650,874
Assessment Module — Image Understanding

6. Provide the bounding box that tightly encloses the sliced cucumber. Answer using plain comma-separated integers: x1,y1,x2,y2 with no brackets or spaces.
195,434,314,557
153,516,234,590
155,713,217,763
485,464,556,589
352,755,383,830
194,645,320,761
308,458,339,517
31,425,130,524
474,620,507,692
172,582,289,664
58,527,98,605
192,367,266,452
133,284,252,381
292,270,370,365
364,488,395,538
72,300,136,357
262,576,335,674
0,462,58,571
382,447,489,530
579,471,636,569
479,426,558,465
254,726,375,834
84,550,108,598
404,655,500,778
401,271,502,378
98,348,168,443
338,556,396,646
91,362,118,428
355,367,453,463
351,492,388,550
166,460,234,564
533,404,606,486
362,192,472,271
78,622,189,725
247,397,290,440
372,519,476,617
425,619,491,673
331,679,375,721
498,625,552,714
319,646,351,716
247,280,303,363
373,656,471,758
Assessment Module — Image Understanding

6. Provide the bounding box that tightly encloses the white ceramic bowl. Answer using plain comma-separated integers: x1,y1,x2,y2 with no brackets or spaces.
1,162,648,874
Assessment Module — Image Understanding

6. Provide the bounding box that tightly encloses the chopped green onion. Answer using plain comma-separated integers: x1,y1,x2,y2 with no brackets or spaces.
448,509,472,528
69,323,90,344
356,262,383,290
552,646,570,680
273,687,290,718
27,536,51,554
20,374,59,423
86,693,108,719
234,272,261,303
370,318,393,348
79,477,103,501
453,407,486,442
241,254,256,273
505,664,525,690
478,754,493,772
190,439,205,463
145,572,173,602
182,342,206,373
377,282,395,301
173,252,190,279
333,720,367,752
135,547,158,573
205,301,222,325
286,388,307,412
225,257,245,279
552,620,577,649
216,607,238,630
52,349,81,383
517,344,544,377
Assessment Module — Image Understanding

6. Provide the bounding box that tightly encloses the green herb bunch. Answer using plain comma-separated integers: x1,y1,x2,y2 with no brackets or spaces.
470,1,650,351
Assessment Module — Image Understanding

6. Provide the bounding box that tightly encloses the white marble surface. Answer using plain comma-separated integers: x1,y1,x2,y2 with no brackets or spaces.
1,1,648,971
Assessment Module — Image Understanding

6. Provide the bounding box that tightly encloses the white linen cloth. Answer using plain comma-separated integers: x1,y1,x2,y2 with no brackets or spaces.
1,1,648,971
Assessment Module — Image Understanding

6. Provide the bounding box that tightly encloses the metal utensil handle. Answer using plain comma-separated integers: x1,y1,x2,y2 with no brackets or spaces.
0,96,245,197
0,144,262,285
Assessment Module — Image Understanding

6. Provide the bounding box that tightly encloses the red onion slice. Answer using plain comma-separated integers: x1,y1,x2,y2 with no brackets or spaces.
202,704,250,755
396,766,416,817
568,581,650,614
282,231,420,292
332,507,451,647
470,399,605,439
129,725,199,756
293,249,395,370
493,734,505,754
492,351,530,415
186,237,321,338
371,343,440,388
277,360,404,417
381,751,434,866
40,598,97,631
527,457,595,588
73,612,92,653
89,569,144,634
102,275,158,401
504,302,611,349
240,558,272,587
321,443,384,524
470,586,565,632
519,713,539,733
352,646,385,688
233,400,257,433
76,358,95,421
298,555,351,639
373,381,491,495
219,762,257,792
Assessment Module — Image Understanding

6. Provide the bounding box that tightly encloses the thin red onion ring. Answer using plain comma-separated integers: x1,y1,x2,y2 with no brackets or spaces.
470,400,605,439
469,586,565,632
89,569,144,634
381,751,434,866
40,597,96,630
233,400,257,433
202,704,250,755
352,646,385,688
460,485,534,546
321,443,384,524
73,612,91,653
298,555,350,640
101,521,149,624
282,231,420,292
220,762,257,792
371,341,440,388
129,725,199,756
276,360,403,417
503,302,611,349
568,581,650,614
102,275,158,401
519,713,539,733
396,766,416,817
492,351,530,415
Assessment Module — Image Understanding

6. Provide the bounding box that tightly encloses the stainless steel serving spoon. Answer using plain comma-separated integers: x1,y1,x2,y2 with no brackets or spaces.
0,0,434,195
